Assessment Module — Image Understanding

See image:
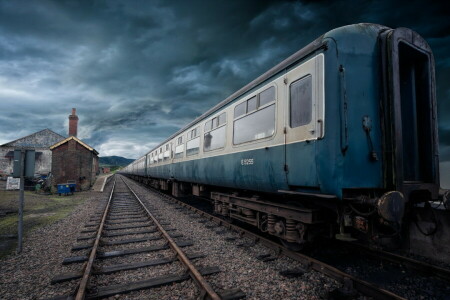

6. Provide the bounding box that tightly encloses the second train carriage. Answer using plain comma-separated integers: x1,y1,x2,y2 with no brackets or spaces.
121,23,441,247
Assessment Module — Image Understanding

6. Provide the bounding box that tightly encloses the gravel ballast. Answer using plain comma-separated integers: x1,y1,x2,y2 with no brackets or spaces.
0,189,109,299
125,177,340,300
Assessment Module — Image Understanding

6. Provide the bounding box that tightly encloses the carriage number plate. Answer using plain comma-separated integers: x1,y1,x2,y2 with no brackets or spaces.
241,158,254,165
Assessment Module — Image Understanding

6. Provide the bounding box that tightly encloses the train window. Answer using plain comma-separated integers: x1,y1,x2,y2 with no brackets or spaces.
259,86,275,107
186,137,200,156
164,151,170,160
204,112,226,152
290,75,312,128
218,112,226,126
188,126,200,140
233,104,275,144
204,126,226,151
163,144,171,161
212,117,218,128
175,144,184,158
234,102,246,118
205,120,212,132
247,96,257,113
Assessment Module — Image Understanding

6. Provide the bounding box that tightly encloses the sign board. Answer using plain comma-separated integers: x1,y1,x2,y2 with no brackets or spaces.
13,150,35,178
6,177,20,190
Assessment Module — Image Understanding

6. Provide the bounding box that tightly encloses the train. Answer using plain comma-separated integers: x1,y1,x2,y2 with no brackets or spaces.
121,23,445,249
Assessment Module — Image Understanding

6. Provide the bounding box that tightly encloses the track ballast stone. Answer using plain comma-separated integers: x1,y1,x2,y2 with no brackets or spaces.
126,178,339,300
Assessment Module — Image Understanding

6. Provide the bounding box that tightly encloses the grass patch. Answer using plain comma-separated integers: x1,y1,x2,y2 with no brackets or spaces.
0,190,89,257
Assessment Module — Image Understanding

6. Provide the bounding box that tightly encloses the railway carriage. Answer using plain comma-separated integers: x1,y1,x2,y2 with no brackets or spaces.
122,23,442,248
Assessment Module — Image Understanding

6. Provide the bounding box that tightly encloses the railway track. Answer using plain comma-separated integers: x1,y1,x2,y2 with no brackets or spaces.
128,177,450,299
49,175,243,299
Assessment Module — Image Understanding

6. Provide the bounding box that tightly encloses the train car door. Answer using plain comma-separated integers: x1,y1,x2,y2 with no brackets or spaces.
284,54,324,188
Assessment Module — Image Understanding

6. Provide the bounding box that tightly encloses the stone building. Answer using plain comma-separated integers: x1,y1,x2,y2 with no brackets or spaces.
0,129,65,178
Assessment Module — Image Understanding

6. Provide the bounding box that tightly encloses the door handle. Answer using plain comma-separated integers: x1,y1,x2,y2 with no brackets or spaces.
318,119,324,139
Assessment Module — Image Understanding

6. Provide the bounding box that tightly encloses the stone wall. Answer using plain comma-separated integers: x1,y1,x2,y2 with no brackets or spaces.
0,147,53,177
0,129,65,177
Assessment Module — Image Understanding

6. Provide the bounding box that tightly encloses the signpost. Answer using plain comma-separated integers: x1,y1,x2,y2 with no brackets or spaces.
13,149,35,254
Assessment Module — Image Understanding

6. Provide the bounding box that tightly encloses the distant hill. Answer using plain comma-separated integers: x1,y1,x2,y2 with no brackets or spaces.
99,156,134,167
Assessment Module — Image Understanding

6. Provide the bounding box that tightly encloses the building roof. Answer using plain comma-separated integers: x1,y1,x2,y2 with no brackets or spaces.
1,128,66,148
50,136,99,155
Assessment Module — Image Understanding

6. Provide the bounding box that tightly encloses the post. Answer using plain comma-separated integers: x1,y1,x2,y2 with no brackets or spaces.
17,149,25,253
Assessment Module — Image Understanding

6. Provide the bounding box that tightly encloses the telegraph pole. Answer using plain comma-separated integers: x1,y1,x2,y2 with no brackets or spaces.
13,148,34,254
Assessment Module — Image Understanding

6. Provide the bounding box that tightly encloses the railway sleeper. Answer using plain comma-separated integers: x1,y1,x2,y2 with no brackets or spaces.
52,252,206,284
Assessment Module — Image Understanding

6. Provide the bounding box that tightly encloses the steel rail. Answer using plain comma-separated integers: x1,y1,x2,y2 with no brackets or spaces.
75,176,116,300
120,176,222,300
142,182,405,300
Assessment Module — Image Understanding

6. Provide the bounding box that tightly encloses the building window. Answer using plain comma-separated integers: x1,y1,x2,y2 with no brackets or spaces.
204,112,226,152
290,75,312,128
233,86,276,144
187,126,200,156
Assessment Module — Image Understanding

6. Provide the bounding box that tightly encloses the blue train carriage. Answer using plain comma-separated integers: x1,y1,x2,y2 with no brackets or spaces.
122,23,441,248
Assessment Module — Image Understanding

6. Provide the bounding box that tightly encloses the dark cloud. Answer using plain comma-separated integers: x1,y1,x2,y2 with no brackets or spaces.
0,0,449,175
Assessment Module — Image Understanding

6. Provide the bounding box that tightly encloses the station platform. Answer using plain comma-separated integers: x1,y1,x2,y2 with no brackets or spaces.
91,174,113,192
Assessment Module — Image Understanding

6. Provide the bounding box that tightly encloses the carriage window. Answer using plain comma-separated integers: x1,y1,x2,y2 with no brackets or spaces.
218,112,226,126
204,112,226,152
186,126,200,156
233,86,276,144
188,127,199,140
212,117,218,128
233,104,275,144
247,96,257,113
204,126,226,151
234,102,246,118
164,144,171,161
175,144,185,158
205,120,212,132
175,136,184,159
259,86,275,107
290,75,312,128
186,137,200,156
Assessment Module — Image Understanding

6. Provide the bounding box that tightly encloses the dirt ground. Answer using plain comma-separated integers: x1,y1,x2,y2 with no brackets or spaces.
0,185,92,257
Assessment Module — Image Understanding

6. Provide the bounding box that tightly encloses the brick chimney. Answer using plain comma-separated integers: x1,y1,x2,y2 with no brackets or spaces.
68,108,79,137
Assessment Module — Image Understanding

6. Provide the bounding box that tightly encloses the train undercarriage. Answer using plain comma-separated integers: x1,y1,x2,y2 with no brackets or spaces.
126,174,447,251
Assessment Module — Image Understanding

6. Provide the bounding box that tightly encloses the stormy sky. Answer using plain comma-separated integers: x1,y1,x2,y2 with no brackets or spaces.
0,0,449,186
